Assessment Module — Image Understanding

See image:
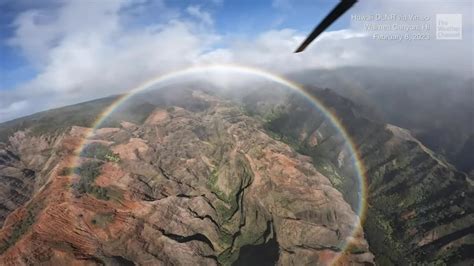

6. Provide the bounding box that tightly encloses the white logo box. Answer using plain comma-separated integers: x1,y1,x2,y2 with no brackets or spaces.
436,14,462,40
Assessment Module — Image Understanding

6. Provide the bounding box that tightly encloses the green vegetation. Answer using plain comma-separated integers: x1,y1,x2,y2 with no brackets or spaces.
74,161,103,184
72,160,121,201
0,202,43,254
91,212,115,228
0,211,35,253
206,158,259,265
59,167,73,176
215,202,237,222
207,157,253,225
347,244,367,254
364,209,407,265
104,153,120,163
312,157,344,188
218,231,234,246
81,143,120,162
207,168,233,203
211,160,260,265
262,105,286,123
208,167,239,223
104,186,124,201
89,186,110,200
262,108,361,209
217,248,238,265
216,216,269,265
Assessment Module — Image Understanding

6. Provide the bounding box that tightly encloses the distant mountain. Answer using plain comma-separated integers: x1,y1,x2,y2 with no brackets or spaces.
247,88,473,265
455,134,474,175
0,97,118,143
291,67,474,173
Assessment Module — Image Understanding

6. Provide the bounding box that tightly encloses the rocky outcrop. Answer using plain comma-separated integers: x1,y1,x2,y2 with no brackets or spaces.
0,147,35,227
0,91,373,265
0,127,85,227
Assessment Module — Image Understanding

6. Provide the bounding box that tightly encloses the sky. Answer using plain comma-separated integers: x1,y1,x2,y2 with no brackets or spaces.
0,0,472,122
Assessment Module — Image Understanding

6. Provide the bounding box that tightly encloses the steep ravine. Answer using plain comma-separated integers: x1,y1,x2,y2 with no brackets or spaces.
0,91,373,265
257,88,473,265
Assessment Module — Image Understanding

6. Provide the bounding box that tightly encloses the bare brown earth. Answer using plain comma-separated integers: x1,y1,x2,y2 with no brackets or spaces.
0,91,373,265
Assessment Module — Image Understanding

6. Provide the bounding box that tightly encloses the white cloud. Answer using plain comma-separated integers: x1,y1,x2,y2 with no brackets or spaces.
186,5,213,26
8,0,124,66
272,0,291,10
0,100,28,118
1,0,219,121
207,29,372,72
1,0,472,122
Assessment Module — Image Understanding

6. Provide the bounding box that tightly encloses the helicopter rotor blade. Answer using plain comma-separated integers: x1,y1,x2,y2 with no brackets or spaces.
295,0,357,53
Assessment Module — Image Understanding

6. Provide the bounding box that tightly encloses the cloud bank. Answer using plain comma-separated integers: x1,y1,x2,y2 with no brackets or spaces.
0,0,472,121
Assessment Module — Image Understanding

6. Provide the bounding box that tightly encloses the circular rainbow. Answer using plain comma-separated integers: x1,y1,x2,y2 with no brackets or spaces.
72,64,368,262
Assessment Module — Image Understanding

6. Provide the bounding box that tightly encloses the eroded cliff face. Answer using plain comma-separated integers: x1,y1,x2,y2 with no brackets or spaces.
261,88,473,265
0,131,73,227
0,91,373,265
0,147,35,227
